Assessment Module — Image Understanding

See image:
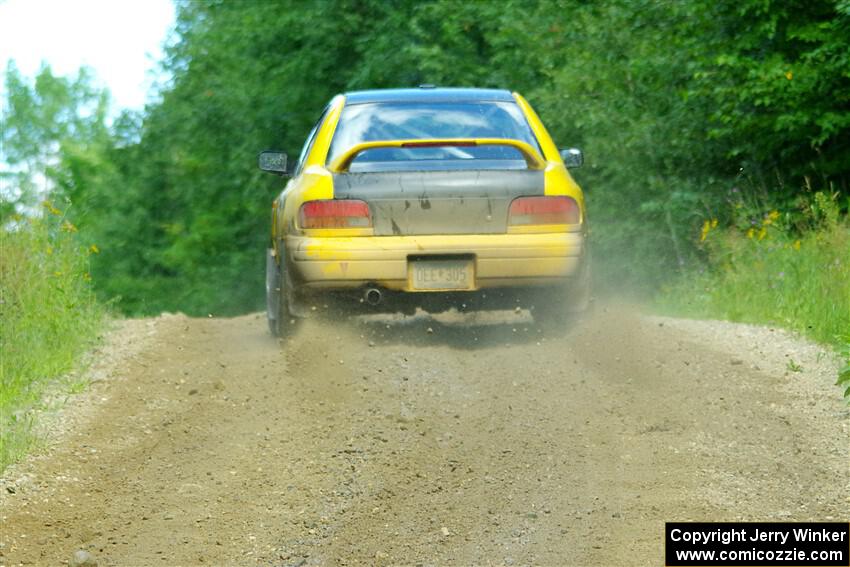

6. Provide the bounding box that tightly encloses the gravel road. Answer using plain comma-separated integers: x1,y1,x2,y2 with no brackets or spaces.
1,304,848,566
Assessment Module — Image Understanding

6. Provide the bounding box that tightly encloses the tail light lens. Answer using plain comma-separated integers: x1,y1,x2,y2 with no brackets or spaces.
508,196,580,226
299,199,371,229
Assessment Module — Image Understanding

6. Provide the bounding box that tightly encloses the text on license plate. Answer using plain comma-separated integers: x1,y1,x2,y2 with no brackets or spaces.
410,258,474,290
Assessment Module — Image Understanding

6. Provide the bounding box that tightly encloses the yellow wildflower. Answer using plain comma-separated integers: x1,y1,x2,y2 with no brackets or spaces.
60,220,77,233
710,218,718,228
764,210,780,226
700,220,711,242
785,71,793,80
46,246,53,255
747,228,755,239
757,227,767,240
42,200,62,216
793,239,801,250
89,244,100,254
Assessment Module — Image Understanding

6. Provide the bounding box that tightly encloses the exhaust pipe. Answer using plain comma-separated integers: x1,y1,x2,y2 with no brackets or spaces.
364,287,383,306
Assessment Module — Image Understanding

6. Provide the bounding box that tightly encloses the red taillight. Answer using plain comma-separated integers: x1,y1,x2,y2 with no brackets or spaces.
508,196,580,225
299,199,371,229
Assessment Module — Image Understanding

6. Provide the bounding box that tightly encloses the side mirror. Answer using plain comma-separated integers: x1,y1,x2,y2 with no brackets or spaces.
258,150,289,175
559,148,583,169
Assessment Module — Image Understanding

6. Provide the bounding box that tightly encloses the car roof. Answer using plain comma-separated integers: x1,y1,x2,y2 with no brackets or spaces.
343,87,515,105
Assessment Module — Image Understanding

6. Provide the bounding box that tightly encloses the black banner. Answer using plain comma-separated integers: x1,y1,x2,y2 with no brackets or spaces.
666,522,849,566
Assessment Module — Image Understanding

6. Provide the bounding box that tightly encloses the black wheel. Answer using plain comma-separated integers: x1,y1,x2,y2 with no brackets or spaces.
266,248,302,338
565,253,592,314
532,254,592,327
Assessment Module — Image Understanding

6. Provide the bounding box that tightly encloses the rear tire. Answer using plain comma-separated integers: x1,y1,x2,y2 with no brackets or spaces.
532,255,592,327
266,248,302,338
565,254,592,314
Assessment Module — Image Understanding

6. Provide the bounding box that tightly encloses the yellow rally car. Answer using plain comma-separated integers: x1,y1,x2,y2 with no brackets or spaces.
259,87,589,337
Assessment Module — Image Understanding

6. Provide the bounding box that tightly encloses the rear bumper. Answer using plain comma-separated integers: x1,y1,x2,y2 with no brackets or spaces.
286,232,585,291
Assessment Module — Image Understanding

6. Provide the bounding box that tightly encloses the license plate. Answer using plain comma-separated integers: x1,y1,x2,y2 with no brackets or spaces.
410,258,474,291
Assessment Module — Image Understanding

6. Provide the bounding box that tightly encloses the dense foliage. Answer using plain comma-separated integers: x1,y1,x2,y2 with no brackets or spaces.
2,0,848,315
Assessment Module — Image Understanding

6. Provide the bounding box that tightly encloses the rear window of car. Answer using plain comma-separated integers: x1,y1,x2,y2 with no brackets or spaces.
327,101,541,172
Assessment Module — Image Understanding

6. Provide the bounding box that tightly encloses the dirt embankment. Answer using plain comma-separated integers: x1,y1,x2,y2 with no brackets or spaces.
1,305,848,566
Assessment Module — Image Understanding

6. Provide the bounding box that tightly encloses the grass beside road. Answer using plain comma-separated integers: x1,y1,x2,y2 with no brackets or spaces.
657,192,850,399
0,206,106,470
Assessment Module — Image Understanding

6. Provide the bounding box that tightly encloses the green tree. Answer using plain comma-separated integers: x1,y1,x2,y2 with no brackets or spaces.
1,62,110,221
687,0,850,193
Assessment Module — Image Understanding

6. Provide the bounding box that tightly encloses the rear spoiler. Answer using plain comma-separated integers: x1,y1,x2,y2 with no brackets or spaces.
328,138,547,173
